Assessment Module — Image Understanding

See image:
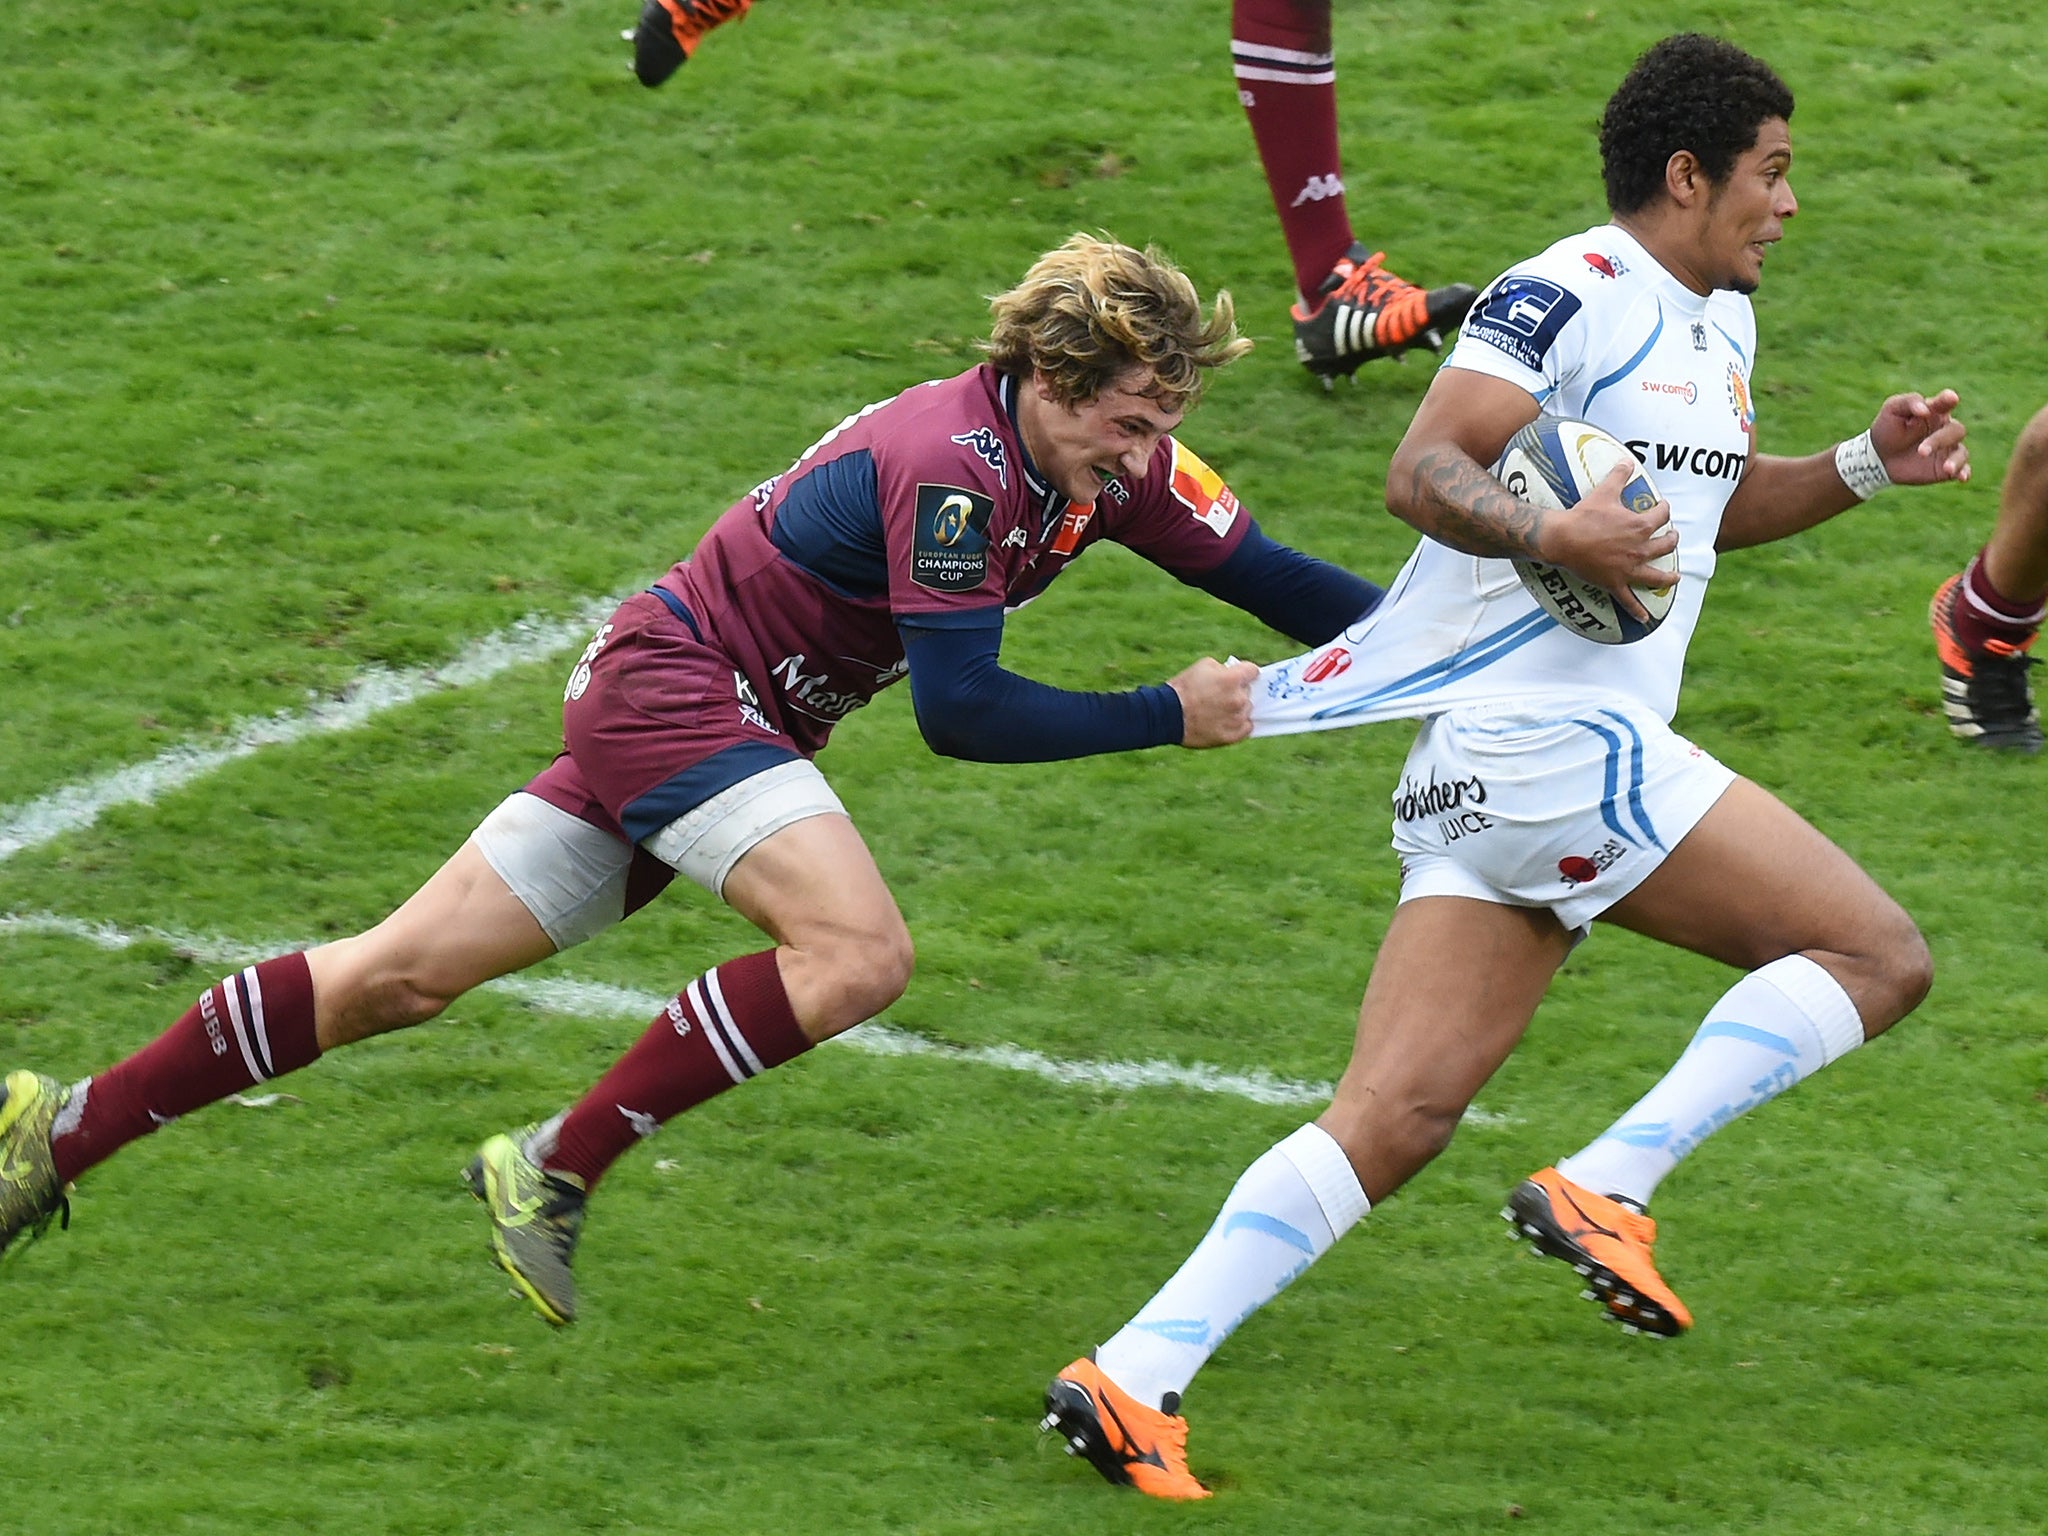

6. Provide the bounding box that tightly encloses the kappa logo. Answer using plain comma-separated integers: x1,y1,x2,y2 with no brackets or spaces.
617,1105,660,1139
1691,320,1708,352
998,526,1028,549
1168,440,1241,537
950,427,1009,489
1100,476,1130,505
1290,173,1345,208
748,473,782,511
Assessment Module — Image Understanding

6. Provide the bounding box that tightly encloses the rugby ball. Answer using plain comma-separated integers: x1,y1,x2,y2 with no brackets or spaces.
1495,417,1675,645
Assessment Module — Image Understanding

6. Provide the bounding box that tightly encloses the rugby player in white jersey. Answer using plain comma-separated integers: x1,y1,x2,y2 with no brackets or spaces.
1043,34,1970,1500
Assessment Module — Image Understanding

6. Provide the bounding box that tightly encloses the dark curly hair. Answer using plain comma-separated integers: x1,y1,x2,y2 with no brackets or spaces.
1600,35,1794,215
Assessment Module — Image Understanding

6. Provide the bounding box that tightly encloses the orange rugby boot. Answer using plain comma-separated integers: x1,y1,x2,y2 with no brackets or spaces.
1504,1166,1692,1336
632,0,753,87
1041,1356,1211,1501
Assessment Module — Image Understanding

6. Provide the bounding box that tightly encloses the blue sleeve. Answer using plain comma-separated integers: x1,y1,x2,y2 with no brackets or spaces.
897,610,1183,762
1183,521,1382,646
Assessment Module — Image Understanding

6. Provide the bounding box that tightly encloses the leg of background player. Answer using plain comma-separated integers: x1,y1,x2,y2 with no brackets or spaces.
1045,897,1564,1499
630,0,754,88
1931,400,2048,752
1231,0,1478,381
1513,777,1932,1332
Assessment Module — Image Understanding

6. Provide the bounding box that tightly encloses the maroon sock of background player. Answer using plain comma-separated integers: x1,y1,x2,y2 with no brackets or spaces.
1956,549,2047,654
1232,0,1354,300
543,949,811,1191
51,952,321,1184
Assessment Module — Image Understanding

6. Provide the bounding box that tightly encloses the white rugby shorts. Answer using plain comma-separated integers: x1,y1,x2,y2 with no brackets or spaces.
473,759,845,949
1390,700,1735,935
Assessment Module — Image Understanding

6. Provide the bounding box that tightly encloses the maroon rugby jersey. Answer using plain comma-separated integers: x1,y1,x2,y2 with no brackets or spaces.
655,364,1252,755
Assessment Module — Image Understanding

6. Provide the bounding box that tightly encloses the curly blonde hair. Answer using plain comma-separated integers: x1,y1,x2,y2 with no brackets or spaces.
983,234,1251,411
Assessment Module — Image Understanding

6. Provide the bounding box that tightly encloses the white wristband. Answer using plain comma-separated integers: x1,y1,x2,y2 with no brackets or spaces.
1834,430,1893,501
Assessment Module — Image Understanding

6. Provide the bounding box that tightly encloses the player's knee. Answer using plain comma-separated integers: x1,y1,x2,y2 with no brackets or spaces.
1843,903,1932,1037
1872,913,1933,1031
792,918,914,1035
1319,1090,1461,1199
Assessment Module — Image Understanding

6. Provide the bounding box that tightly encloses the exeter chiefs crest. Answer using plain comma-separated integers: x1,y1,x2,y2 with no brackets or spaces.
1726,362,1755,436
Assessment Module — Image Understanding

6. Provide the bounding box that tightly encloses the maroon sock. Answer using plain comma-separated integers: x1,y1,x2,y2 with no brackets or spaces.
1956,549,2047,655
1232,0,1353,300
543,950,811,1190
52,952,320,1183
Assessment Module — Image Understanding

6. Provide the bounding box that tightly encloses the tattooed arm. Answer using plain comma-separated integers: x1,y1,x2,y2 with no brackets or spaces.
1386,367,1678,616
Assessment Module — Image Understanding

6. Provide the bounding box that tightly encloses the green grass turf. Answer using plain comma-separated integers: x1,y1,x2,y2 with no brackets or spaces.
3,0,2046,1530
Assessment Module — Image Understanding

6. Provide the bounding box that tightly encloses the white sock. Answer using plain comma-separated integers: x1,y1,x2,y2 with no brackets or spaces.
1556,954,1866,1209
1094,1123,1369,1409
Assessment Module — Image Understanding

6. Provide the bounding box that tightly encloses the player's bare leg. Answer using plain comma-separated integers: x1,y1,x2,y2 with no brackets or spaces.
1513,777,1932,1334
308,840,560,1049
1316,898,1570,1198
473,811,912,1324
1932,401,2048,751
1051,898,1564,1497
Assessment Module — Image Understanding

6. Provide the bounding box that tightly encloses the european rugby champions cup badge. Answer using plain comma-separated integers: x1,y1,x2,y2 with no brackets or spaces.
911,484,996,591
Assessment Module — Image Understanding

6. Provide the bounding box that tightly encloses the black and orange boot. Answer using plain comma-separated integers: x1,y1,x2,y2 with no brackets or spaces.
632,0,753,88
1042,1356,1211,1501
1504,1166,1692,1336
1291,243,1476,384
1931,572,2041,753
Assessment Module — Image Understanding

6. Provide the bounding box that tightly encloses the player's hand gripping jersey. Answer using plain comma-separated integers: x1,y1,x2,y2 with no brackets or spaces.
1255,224,1759,734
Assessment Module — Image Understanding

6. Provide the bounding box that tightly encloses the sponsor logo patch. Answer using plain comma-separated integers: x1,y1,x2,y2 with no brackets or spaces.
1302,645,1351,684
1583,252,1626,279
1639,379,1698,405
1622,438,1749,483
1465,276,1583,370
1558,838,1628,887
1393,771,1488,823
911,483,995,591
1168,441,1241,537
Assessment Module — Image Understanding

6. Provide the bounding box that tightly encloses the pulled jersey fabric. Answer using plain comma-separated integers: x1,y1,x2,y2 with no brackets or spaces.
1253,223,1759,735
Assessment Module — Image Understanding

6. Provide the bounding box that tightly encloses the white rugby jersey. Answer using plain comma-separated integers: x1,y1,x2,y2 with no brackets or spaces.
1255,223,1759,735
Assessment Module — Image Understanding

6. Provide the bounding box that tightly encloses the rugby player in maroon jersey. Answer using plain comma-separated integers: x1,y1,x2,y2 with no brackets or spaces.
0,235,1384,1331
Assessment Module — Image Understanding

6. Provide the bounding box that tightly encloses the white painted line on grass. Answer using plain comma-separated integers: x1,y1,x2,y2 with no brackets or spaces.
0,598,619,864
0,909,1518,1120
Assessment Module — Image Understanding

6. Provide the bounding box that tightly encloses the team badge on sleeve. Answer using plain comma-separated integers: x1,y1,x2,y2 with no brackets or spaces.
911,483,995,591
1168,441,1242,537
1465,276,1583,370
